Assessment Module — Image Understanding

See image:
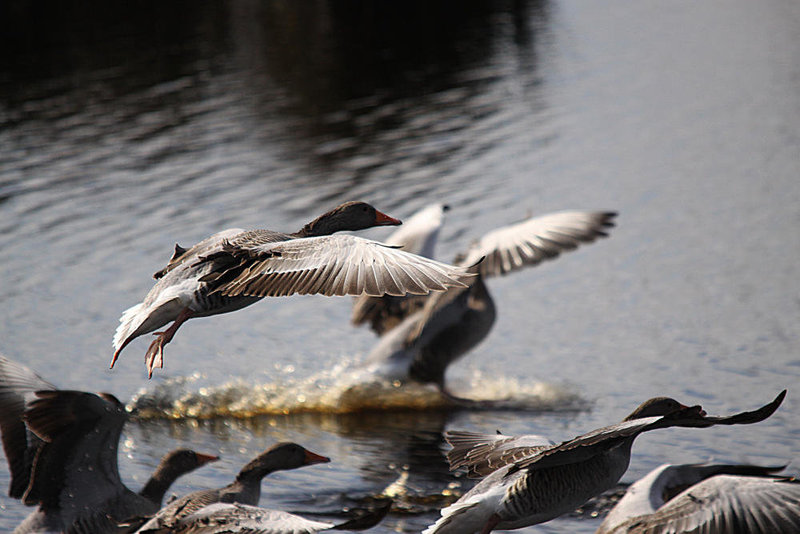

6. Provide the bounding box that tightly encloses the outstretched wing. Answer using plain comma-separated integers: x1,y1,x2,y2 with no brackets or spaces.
458,210,616,277
0,355,56,498
617,475,800,534
445,430,554,477
511,391,786,474
205,234,473,298
22,390,129,527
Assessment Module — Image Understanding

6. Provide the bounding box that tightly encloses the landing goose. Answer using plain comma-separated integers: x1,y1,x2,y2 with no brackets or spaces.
360,209,617,398
598,462,800,533
351,203,449,334
423,391,786,533
111,201,474,377
0,355,217,533
134,442,330,532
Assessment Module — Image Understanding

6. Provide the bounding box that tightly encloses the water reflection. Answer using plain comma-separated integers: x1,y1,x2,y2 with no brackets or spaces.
1,0,554,217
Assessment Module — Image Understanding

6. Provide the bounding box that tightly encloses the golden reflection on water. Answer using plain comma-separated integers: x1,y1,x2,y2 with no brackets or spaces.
129,365,587,420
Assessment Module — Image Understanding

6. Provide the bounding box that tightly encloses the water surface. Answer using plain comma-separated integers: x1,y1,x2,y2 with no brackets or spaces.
1,1,799,532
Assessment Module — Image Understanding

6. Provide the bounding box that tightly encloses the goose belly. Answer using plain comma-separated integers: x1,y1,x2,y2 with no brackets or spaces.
189,291,261,317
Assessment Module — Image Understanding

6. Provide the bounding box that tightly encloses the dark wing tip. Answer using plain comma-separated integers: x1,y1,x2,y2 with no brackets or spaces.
698,389,787,427
332,497,393,531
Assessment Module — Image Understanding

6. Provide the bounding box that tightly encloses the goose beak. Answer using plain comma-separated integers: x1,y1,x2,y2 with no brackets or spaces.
686,404,707,417
304,450,331,465
195,452,220,465
374,210,402,226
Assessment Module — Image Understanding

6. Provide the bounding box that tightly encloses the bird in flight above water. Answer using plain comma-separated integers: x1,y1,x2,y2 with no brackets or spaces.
424,390,786,533
111,201,475,377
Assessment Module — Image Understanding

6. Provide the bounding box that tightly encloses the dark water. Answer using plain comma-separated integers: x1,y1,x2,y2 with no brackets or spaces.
1,1,799,532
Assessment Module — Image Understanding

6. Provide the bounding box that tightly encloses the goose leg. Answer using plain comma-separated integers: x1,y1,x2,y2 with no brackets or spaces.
144,308,193,378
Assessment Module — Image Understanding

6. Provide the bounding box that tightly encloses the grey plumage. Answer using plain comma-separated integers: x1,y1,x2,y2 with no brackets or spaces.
111,202,473,377
598,463,800,534
134,443,330,533
423,391,786,533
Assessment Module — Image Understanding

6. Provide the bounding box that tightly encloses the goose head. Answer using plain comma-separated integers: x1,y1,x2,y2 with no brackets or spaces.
301,201,401,236
236,442,330,483
623,397,705,421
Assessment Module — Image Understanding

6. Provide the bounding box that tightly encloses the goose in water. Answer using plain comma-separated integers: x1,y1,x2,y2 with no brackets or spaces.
133,442,331,532
137,498,393,533
0,355,218,533
423,391,786,534
598,462,800,534
111,201,474,377
357,208,617,398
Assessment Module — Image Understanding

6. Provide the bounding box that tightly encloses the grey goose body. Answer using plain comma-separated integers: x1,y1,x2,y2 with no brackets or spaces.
138,497,392,534
424,391,786,533
134,442,330,533
110,201,474,377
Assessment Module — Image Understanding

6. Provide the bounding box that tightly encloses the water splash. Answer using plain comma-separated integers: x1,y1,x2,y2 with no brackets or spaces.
128,363,588,419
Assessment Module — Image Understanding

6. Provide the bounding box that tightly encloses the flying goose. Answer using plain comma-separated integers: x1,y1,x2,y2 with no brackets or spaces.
423,391,786,533
111,201,474,377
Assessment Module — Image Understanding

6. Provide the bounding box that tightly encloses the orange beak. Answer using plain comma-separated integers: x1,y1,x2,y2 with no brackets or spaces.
374,209,402,226
304,449,331,465
195,452,220,465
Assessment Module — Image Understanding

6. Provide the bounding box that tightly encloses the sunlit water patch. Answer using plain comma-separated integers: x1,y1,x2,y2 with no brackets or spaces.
129,361,588,419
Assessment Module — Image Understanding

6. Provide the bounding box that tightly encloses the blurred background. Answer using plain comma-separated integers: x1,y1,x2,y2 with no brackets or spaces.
1,1,799,532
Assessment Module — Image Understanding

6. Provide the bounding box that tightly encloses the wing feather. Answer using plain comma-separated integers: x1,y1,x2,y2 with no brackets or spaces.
171,503,335,534
445,431,554,478
209,235,472,299
459,210,617,277
22,390,129,527
613,476,800,534
0,356,56,498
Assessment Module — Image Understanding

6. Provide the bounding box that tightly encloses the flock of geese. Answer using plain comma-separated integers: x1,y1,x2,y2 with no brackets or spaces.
1,201,797,533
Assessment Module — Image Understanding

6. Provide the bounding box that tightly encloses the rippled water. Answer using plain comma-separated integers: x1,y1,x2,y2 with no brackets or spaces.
1,1,799,532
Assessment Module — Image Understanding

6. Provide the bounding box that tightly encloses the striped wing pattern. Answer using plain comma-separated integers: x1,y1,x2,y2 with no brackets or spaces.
616,476,800,534
207,235,472,298
445,431,554,478
460,210,616,277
